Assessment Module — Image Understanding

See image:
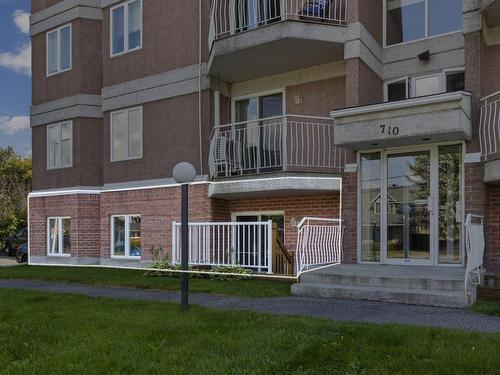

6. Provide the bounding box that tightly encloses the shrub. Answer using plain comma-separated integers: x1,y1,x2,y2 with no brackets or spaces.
209,265,254,281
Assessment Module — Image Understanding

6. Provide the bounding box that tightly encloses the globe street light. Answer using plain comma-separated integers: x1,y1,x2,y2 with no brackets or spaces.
173,162,196,312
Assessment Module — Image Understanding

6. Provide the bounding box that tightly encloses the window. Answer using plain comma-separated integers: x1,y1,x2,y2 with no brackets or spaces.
47,217,71,256
111,107,143,161
445,70,465,93
47,122,73,169
111,0,142,56
385,69,464,102
111,215,141,257
46,24,71,76
385,0,462,46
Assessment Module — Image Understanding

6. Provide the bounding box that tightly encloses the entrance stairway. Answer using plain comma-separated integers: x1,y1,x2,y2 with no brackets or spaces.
292,264,471,308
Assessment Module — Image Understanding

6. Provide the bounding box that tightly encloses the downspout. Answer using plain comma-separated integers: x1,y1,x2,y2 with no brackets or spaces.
198,0,204,175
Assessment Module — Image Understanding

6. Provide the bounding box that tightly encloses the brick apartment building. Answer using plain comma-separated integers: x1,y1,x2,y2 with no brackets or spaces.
28,0,500,306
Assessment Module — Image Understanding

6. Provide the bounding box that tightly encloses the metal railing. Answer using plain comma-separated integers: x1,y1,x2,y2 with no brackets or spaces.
208,115,345,178
209,0,347,42
296,217,342,276
172,221,273,273
479,91,500,160
465,214,485,294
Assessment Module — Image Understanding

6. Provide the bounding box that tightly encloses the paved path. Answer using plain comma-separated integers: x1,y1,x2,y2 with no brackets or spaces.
1,279,499,333
0,257,18,267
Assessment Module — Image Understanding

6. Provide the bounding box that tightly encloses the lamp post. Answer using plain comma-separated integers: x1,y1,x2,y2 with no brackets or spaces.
173,162,196,312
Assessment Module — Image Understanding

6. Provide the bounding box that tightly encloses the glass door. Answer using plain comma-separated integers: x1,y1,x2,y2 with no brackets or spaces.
359,144,463,266
384,150,432,264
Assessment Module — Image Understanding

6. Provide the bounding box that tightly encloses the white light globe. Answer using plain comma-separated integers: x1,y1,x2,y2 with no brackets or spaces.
173,162,197,183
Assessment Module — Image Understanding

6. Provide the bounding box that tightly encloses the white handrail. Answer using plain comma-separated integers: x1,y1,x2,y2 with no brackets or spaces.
172,220,274,273
464,214,485,294
210,0,348,42
296,217,342,276
209,115,345,178
479,98,500,160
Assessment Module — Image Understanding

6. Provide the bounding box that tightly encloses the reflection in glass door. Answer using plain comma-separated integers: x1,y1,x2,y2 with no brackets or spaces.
386,151,431,263
359,145,463,266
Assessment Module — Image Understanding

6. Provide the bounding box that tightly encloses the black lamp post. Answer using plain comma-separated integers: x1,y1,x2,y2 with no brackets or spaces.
173,162,196,312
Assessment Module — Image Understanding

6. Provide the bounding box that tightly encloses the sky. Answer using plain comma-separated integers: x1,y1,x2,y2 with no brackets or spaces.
0,0,31,156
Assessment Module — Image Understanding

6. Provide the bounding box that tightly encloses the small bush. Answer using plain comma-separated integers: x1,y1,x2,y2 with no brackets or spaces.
209,265,254,281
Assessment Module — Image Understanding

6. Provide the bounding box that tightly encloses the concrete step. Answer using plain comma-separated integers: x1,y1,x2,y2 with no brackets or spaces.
291,282,471,308
299,272,465,292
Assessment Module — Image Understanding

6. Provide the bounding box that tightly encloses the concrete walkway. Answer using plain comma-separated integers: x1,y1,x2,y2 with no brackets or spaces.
0,257,18,267
1,279,499,333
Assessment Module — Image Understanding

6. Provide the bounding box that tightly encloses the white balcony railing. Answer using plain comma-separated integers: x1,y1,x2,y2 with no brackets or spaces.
172,221,273,273
209,0,348,42
208,115,345,178
479,91,500,160
296,217,342,275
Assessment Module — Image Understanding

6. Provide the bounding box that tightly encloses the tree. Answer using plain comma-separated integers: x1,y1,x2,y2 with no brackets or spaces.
0,147,32,249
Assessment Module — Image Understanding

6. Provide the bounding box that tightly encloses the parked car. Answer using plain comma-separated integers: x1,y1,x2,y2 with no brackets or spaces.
4,228,28,257
16,242,28,263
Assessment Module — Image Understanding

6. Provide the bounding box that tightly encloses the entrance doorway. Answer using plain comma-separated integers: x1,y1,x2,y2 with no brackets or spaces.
359,144,463,266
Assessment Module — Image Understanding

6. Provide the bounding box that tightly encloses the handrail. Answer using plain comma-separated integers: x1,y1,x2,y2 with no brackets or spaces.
464,214,485,294
272,223,294,274
211,114,333,132
480,90,500,102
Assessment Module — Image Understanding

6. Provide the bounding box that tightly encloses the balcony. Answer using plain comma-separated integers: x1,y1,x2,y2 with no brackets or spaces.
480,91,500,183
331,92,472,150
481,0,500,28
208,115,345,198
208,0,348,82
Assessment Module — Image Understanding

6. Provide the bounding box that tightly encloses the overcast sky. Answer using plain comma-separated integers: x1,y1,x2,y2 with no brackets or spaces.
0,0,31,156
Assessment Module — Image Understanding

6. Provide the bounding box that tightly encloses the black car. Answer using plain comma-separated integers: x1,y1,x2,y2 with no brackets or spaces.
4,228,28,257
16,242,28,263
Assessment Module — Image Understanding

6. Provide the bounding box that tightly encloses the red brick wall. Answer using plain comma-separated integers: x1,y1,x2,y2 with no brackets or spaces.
29,194,101,258
226,194,340,254
99,184,214,260
485,185,500,273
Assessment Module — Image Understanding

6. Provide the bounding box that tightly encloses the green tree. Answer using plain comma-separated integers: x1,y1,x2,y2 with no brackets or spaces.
0,147,32,249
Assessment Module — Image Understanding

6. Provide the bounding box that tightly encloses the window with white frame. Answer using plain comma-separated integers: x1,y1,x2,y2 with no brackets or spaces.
47,24,71,76
111,107,143,161
385,69,465,102
47,217,71,256
111,0,142,56
385,0,462,46
47,121,73,169
111,215,141,257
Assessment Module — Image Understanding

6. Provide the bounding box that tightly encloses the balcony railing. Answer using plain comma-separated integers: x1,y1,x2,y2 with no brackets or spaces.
209,0,348,42
208,114,345,178
479,91,500,160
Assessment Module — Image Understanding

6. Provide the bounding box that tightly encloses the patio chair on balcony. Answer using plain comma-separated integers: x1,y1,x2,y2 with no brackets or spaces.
212,135,241,177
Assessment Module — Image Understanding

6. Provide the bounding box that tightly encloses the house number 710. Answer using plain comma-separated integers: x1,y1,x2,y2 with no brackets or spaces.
380,124,399,135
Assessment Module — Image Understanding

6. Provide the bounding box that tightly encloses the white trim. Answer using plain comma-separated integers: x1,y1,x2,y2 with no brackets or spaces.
464,152,481,163
47,217,72,256
110,214,142,258
47,120,73,170
110,106,143,162
383,0,463,48
46,23,72,77
331,91,471,118
110,0,143,57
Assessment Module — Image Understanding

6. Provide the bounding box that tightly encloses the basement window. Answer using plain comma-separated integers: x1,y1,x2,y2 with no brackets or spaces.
47,217,71,256
111,215,142,258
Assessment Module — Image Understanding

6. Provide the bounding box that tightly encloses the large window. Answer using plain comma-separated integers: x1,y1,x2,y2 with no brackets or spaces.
111,107,143,161
47,121,73,169
111,0,142,56
111,215,141,257
47,217,71,256
385,0,462,46
47,24,72,76
385,69,465,102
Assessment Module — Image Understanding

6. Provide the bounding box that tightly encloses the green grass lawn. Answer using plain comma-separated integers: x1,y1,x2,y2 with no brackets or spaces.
0,265,292,298
471,299,500,317
0,289,499,374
